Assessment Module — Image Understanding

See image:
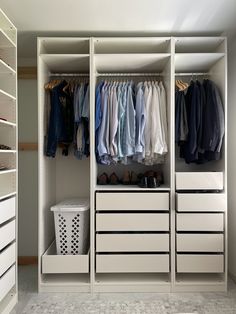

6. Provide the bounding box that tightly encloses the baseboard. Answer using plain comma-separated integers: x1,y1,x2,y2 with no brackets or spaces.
18,256,38,265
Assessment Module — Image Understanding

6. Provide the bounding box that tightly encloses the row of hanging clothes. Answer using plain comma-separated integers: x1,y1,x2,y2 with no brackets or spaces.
175,77,224,164
44,78,90,158
95,79,168,166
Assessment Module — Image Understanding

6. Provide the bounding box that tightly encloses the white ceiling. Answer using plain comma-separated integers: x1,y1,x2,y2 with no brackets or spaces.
0,0,236,58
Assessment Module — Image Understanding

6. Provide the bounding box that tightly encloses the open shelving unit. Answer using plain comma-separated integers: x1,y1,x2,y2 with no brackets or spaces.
0,8,17,314
38,36,227,293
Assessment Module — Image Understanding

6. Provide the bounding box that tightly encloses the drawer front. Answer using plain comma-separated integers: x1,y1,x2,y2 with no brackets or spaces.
176,172,223,190
96,254,169,273
0,197,15,224
96,213,169,231
176,234,224,252
0,265,15,303
176,213,224,231
96,192,169,211
0,220,16,250
177,254,224,273
176,193,226,212
96,234,169,252
0,242,16,276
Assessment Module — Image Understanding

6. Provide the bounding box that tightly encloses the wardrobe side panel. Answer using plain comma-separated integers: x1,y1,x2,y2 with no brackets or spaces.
38,53,56,285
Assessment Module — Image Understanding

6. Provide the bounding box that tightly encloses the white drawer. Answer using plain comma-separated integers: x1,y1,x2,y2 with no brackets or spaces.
96,213,169,231
0,242,16,277
42,242,89,274
96,254,169,273
96,234,169,252
176,213,224,231
96,192,169,211
0,197,15,224
176,234,224,252
176,172,223,190
176,193,226,212
0,220,16,250
0,265,15,302
177,254,224,273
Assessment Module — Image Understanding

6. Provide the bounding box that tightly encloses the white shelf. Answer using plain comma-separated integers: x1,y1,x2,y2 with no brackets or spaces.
0,29,16,48
175,53,225,73
0,192,16,201
95,184,170,191
0,150,16,153
0,89,16,102
0,59,15,75
95,53,170,73
0,169,16,175
40,54,90,73
0,120,16,127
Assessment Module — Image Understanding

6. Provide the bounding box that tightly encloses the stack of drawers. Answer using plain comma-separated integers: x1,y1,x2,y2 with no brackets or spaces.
95,192,170,273
0,197,16,302
176,172,225,273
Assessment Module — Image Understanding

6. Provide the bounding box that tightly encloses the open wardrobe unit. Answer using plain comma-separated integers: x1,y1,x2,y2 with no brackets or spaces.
37,37,227,293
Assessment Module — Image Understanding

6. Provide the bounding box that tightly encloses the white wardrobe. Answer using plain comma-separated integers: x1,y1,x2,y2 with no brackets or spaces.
0,8,18,314
38,37,227,293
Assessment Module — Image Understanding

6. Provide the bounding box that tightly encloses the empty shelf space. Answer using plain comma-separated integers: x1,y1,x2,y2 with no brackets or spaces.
175,37,225,53
40,54,90,73
42,241,89,274
0,29,16,48
95,273,170,285
39,38,90,54
0,59,15,75
175,273,225,285
94,37,171,54
0,89,16,102
175,53,225,73
95,184,170,191
41,273,90,286
95,53,171,73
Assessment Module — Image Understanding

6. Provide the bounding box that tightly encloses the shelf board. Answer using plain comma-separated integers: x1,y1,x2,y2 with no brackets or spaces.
0,28,16,48
0,191,16,201
0,169,16,175
0,58,16,74
175,53,225,72
95,53,170,73
40,54,90,73
0,150,16,153
0,119,16,127
95,184,170,191
0,89,16,101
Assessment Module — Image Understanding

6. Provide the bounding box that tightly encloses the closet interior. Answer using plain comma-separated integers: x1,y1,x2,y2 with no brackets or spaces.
0,8,17,314
38,36,227,293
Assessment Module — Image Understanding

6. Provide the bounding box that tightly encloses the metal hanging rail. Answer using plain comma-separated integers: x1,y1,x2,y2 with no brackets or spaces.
96,72,162,77
175,72,210,76
49,73,89,77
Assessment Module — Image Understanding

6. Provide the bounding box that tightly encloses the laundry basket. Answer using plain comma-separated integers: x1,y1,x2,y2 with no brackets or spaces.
51,198,90,255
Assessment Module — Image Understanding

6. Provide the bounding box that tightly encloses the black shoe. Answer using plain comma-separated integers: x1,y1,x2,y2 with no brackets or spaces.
147,176,157,188
138,176,148,188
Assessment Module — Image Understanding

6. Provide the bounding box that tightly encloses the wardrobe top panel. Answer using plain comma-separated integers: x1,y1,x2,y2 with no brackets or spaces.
93,37,171,54
38,37,90,55
175,37,226,53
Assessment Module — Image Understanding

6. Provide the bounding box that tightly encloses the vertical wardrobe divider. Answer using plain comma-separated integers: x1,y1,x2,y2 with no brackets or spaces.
38,36,227,293
0,8,18,314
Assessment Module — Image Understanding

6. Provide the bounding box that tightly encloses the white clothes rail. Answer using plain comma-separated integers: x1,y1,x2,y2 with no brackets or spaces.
96,72,162,77
175,72,210,76
49,73,89,77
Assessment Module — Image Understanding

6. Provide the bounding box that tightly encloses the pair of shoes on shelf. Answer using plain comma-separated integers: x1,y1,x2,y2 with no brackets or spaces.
97,172,119,185
122,171,138,185
138,170,164,188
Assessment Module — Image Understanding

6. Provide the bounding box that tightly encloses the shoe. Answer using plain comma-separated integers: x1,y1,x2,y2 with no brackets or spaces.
130,171,138,185
109,172,119,185
122,171,131,185
97,173,109,185
147,176,157,188
155,171,164,185
138,176,148,188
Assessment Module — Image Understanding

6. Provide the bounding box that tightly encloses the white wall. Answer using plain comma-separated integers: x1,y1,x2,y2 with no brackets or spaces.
18,79,38,256
228,34,236,278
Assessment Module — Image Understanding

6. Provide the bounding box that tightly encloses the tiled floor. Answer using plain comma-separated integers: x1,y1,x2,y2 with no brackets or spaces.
11,266,236,313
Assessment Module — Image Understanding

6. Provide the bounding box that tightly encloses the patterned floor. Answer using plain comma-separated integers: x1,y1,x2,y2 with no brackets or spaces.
11,266,236,314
